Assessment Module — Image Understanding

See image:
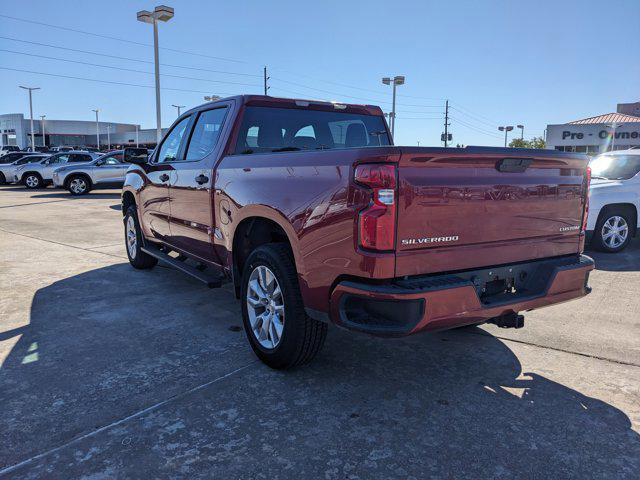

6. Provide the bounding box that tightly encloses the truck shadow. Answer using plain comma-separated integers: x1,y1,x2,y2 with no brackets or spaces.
587,237,640,272
0,264,638,476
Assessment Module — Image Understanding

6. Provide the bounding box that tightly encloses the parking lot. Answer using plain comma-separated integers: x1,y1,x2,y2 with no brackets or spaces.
0,184,639,478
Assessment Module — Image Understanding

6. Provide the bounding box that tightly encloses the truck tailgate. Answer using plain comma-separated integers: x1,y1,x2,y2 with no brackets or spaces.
395,147,589,277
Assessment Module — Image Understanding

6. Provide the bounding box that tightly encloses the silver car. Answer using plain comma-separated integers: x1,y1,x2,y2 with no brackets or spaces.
0,154,50,184
53,150,129,195
14,151,101,188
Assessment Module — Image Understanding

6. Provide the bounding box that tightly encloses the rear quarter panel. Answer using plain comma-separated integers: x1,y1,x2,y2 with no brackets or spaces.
215,147,400,312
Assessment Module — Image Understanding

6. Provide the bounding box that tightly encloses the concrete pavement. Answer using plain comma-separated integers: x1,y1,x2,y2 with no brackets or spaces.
1,185,638,479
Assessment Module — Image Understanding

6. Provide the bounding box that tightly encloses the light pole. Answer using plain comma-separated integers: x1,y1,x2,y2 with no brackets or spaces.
498,125,514,147
92,109,100,149
204,95,221,102
382,75,405,138
107,124,111,150
19,85,40,150
40,115,46,147
172,104,185,117
135,125,139,147
517,124,524,140
137,5,174,144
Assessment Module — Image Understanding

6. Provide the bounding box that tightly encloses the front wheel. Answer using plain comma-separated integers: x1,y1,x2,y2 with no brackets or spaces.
241,243,327,369
67,175,91,195
124,205,157,269
23,173,43,189
593,209,632,253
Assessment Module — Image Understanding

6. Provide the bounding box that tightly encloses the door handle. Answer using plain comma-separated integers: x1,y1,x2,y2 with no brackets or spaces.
159,173,170,182
195,174,209,185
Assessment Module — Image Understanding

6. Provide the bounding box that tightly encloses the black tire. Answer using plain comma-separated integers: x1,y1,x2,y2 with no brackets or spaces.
124,205,158,269
241,243,327,369
592,207,633,253
67,175,92,195
0,172,6,184
23,173,43,189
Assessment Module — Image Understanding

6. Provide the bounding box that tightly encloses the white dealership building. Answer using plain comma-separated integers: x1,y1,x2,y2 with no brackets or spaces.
546,101,640,154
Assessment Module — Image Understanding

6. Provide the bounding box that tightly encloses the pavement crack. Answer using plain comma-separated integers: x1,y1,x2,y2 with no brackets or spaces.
0,199,72,209
0,228,127,260
462,329,640,368
0,362,256,477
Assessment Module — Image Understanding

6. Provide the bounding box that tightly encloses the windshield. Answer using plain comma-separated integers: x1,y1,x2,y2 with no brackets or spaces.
590,154,640,180
235,106,390,154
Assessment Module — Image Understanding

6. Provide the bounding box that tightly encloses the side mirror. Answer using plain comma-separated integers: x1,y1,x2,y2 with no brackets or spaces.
124,147,149,165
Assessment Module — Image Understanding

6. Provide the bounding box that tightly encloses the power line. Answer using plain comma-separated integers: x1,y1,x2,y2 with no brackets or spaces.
450,104,499,128
0,67,239,96
0,49,262,87
0,36,261,77
0,13,246,64
450,116,502,139
270,77,443,108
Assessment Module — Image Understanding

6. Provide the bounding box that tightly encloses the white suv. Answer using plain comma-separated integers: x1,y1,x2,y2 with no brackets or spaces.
587,149,640,252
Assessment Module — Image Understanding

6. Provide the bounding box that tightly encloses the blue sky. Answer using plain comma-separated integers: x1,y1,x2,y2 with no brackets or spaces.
1,0,638,147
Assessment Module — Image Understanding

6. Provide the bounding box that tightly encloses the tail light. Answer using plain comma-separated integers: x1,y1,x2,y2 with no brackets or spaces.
581,166,591,232
354,163,397,251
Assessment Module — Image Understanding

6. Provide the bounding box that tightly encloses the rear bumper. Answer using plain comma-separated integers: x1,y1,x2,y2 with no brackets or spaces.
329,254,594,336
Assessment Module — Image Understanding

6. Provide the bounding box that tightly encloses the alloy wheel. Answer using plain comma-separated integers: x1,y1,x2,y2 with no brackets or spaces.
602,215,628,249
25,175,39,188
246,265,285,349
70,178,87,194
126,216,137,259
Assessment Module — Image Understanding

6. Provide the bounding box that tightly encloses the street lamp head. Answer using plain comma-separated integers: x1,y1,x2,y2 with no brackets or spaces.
136,10,154,23
19,85,40,91
382,77,391,85
204,95,221,102
517,124,524,129
394,75,405,85
506,126,514,131
154,5,174,21
498,126,505,131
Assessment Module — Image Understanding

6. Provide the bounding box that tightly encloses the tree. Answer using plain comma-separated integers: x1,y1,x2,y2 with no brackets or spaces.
508,136,546,149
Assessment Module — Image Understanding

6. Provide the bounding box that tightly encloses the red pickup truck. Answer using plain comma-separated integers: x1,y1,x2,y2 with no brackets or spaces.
122,95,594,369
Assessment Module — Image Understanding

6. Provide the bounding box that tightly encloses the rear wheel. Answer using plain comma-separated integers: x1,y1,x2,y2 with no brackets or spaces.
23,173,43,189
0,172,6,184
67,175,91,195
593,209,632,253
241,243,327,369
124,205,157,269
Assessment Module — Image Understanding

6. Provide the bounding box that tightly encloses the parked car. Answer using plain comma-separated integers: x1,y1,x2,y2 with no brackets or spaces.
121,95,594,369
49,146,74,153
14,151,101,188
0,154,49,184
53,150,137,195
0,145,21,157
0,151,31,165
586,149,640,252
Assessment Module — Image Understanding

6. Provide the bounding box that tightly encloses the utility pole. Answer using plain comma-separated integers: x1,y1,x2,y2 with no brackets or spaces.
263,66,269,95
92,109,100,149
19,86,40,150
137,5,174,145
40,115,46,147
443,100,450,147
